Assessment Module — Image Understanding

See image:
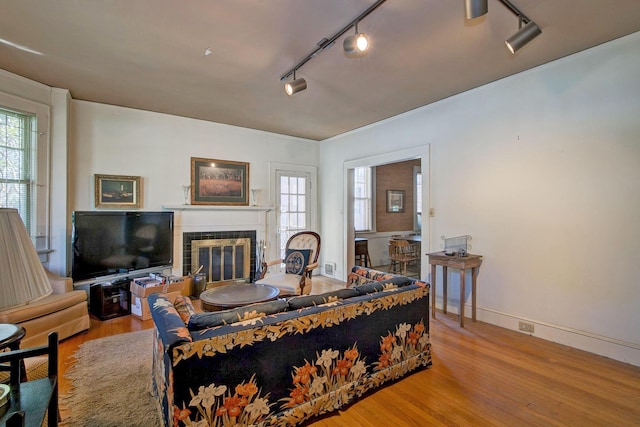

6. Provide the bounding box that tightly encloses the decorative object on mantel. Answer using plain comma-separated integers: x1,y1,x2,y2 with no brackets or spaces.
441,235,472,257
250,188,261,206
190,157,250,206
95,174,142,209
181,184,191,205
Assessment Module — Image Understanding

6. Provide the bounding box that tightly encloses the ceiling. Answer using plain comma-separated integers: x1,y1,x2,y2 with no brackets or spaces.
2,1,640,141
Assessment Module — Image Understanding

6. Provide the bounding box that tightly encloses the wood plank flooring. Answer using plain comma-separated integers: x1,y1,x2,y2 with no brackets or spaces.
56,276,640,426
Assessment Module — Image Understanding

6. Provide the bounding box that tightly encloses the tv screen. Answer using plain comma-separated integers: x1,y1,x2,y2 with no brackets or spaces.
71,211,174,282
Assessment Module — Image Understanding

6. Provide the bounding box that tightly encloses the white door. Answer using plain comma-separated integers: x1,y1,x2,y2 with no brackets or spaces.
276,171,311,259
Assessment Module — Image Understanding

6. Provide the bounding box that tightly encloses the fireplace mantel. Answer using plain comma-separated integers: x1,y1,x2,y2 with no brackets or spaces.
162,205,273,212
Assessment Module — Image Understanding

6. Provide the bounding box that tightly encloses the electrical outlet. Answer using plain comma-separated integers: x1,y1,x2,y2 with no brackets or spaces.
519,321,535,333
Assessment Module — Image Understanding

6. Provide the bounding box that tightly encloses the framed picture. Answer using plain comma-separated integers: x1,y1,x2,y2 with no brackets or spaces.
94,174,142,209
191,157,250,205
386,189,405,213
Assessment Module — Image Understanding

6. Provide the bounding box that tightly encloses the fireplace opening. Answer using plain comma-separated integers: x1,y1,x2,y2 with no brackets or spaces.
183,230,256,284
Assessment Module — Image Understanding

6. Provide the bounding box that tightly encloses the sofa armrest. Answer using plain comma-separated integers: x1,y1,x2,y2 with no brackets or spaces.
45,269,73,294
148,293,192,350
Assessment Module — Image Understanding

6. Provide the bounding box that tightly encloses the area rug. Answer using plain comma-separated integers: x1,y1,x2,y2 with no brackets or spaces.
61,329,162,426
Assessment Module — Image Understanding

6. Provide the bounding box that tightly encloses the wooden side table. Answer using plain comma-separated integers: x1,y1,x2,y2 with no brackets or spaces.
428,252,483,327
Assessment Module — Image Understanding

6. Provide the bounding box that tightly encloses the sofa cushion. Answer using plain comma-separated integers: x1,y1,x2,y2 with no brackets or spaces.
284,249,311,275
354,276,411,295
187,299,289,330
288,288,359,310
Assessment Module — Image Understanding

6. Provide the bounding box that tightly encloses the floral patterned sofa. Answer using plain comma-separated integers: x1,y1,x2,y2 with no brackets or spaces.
148,266,432,427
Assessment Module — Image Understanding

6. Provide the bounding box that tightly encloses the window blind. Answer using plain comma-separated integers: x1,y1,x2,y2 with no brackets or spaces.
0,107,37,232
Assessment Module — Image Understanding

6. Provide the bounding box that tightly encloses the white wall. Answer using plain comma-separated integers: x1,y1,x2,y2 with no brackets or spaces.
69,101,319,277
320,32,640,365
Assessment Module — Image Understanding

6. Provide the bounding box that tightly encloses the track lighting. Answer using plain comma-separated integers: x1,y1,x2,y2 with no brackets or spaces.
498,0,541,54
505,20,542,54
284,71,307,96
343,23,370,58
464,0,488,20
280,0,386,94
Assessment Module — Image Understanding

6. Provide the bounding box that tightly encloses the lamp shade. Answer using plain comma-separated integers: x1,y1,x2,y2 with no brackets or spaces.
0,208,52,310
505,21,542,54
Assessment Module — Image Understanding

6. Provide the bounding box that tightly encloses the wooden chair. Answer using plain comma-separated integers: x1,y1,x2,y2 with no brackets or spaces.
0,332,58,426
388,239,420,276
355,238,371,267
256,231,321,296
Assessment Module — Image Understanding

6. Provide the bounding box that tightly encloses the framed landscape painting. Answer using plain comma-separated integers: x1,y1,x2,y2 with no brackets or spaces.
191,157,249,205
95,174,142,209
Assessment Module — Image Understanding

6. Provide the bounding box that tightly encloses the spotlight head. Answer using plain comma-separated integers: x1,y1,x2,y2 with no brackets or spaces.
343,33,370,58
284,77,307,96
505,21,542,54
465,0,488,20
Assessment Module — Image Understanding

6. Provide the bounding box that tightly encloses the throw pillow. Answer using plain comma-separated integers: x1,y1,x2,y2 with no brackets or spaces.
346,272,373,288
284,249,311,275
173,295,196,324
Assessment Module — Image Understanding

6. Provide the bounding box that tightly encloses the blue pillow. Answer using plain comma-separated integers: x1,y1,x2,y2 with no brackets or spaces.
285,249,311,275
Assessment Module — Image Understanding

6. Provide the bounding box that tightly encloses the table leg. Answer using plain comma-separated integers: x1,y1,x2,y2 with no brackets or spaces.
472,266,479,322
431,264,437,319
459,268,466,328
442,266,448,314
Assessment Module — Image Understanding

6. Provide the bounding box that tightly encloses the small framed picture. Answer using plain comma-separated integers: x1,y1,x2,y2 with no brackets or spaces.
94,174,142,209
191,157,250,205
386,189,405,213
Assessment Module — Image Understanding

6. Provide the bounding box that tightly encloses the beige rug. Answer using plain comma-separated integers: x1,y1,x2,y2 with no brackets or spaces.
61,329,162,426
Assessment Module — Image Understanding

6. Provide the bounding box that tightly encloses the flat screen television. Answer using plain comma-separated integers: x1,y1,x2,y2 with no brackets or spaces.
71,211,174,282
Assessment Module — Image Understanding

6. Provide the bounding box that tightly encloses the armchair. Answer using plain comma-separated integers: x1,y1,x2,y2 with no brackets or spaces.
256,231,321,296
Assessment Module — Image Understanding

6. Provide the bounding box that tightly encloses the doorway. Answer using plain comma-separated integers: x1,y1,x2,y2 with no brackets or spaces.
344,146,430,280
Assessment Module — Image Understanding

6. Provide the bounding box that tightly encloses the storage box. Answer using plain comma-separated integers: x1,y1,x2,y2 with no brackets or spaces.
131,290,181,321
130,277,185,298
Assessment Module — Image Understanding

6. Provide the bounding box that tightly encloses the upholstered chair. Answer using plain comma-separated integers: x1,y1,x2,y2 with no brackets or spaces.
256,231,321,296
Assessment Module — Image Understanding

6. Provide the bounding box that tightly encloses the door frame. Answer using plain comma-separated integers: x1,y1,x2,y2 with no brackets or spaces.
343,146,430,279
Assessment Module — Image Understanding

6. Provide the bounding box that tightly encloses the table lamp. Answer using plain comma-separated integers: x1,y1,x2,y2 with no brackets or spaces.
0,208,52,310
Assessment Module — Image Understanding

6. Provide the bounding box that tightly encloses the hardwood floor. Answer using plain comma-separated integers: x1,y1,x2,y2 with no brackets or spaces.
57,277,640,426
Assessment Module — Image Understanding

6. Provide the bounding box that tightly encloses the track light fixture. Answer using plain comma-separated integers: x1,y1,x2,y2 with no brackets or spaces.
343,22,370,58
464,0,488,20
505,20,541,54
280,0,386,94
498,0,541,54
284,71,307,96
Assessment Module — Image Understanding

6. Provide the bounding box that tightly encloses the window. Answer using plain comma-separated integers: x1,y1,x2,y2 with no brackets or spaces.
415,169,422,230
0,107,37,232
354,167,372,232
277,171,311,259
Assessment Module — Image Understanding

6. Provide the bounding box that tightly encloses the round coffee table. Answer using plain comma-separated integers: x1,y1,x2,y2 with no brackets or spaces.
0,323,26,351
200,283,280,312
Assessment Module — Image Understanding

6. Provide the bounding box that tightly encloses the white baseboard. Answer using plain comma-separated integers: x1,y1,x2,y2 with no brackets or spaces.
433,300,640,367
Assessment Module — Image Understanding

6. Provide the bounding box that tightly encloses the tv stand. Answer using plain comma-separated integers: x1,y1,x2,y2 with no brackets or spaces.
89,279,130,320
